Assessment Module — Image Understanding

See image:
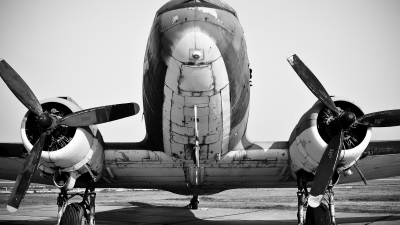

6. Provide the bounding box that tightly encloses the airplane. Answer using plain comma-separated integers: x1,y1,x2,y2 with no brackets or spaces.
1,0,400,224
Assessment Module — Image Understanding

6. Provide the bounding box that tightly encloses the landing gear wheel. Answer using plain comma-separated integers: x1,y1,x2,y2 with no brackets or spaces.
60,203,87,225
305,203,331,225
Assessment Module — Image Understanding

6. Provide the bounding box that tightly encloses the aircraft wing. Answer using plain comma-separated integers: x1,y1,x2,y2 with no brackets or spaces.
0,143,52,185
339,140,400,184
0,142,150,187
1,140,400,187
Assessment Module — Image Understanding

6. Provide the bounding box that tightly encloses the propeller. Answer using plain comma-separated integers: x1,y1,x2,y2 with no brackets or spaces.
59,103,140,127
0,58,140,212
7,133,47,213
308,132,342,207
287,53,400,207
356,110,400,127
286,54,339,115
0,58,43,116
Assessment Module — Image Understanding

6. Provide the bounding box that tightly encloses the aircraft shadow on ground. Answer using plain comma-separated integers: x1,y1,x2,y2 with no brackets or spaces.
96,202,298,225
1,202,400,225
96,203,400,225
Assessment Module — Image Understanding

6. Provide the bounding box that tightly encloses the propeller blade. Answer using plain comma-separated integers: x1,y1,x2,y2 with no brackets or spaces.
287,54,340,115
357,109,400,127
59,103,140,127
308,132,343,208
7,132,47,213
0,58,43,116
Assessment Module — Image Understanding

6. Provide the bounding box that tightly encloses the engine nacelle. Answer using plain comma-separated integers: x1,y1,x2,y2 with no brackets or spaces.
20,97,105,189
289,97,372,178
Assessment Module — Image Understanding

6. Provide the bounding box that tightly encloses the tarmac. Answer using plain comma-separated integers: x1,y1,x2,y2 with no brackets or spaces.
0,205,399,225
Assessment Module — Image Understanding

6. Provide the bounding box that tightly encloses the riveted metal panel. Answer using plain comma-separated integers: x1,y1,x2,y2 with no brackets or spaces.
221,85,231,154
184,106,209,117
184,96,210,106
162,119,172,155
172,132,188,144
163,87,173,120
172,123,195,136
209,139,222,155
171,142,185,154
180,65,214,92
171,93,185,126
200,145,209,160
209,93,222,115
209,114,222,134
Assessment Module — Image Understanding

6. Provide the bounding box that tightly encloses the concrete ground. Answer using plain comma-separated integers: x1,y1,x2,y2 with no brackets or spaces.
0,205,399,225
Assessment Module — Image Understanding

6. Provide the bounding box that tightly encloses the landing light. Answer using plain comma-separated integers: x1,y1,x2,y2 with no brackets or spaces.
190,49,204,60
192,51,201,59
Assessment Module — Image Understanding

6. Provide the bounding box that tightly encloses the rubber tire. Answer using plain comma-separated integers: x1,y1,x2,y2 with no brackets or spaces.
305,203,331,225
60,203,87,225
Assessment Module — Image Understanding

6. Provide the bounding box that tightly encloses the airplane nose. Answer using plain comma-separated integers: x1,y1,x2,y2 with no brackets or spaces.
162,29,229,94
155,6,239,156
160,25,232,155
162,29,222,65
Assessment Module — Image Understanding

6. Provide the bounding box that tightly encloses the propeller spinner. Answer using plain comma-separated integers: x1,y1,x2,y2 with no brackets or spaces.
0,58,140,212
287,53,400,207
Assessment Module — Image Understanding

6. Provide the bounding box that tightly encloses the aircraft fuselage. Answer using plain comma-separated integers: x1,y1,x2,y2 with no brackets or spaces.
142,2,251,163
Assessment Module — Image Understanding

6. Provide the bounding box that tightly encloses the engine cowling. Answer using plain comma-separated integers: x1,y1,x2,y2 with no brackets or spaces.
289,97,372,179
20,97,105,189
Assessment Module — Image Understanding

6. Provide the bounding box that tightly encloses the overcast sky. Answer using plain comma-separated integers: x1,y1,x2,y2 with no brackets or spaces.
0,0,399,143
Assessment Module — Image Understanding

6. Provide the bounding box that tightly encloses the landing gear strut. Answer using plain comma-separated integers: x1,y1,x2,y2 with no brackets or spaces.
186,105,200,210
56,181,96,225
296,171,337,225
326,185,336,225
296,171,308,225
187,195,199,210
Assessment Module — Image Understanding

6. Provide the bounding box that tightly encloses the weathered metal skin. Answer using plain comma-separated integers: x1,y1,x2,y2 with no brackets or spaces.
53,1,371,195
142,0,250,156
102,139,291,195
108,0,286,195
288,97,372,179
1,0,400,202
20,97,105,187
